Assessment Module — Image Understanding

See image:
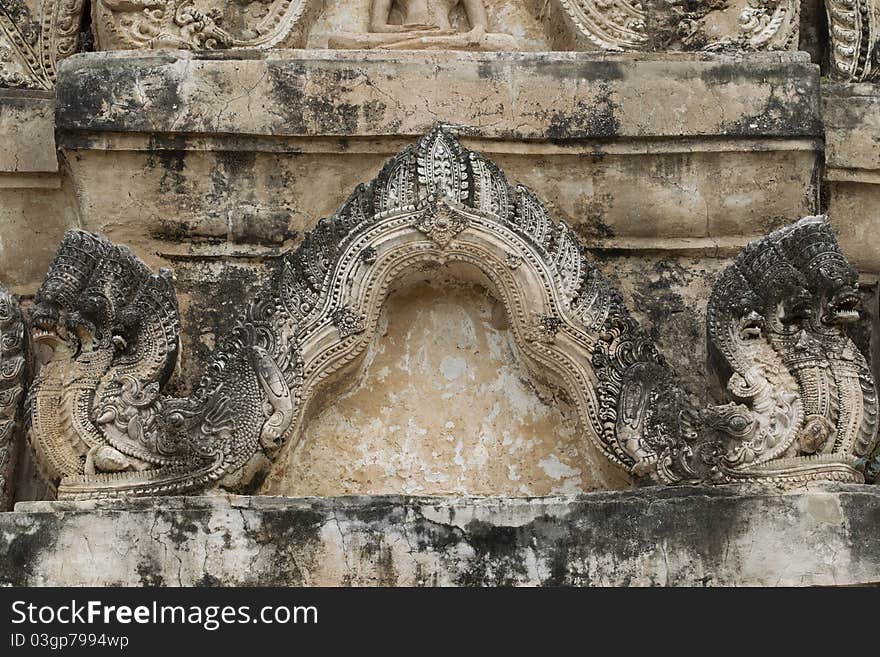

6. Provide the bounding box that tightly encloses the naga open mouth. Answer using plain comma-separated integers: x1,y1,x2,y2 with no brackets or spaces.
738,311,764,340
828,291,861,324
30,306,67,348
831,292,862,323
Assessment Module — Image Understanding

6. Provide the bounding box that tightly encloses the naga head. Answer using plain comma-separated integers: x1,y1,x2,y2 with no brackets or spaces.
779,216,861,329
734,302,764,343
704,215,877,485
818,267,861,326
31,283,68,350
30,231,110,356
735,236,814,334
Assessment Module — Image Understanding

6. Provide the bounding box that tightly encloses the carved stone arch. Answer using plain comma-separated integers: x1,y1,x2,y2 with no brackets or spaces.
30,127,700,499
244,126,697,491
276,183,615,488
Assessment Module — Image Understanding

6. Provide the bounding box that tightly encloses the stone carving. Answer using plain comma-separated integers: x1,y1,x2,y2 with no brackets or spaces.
327,0,517,50
91,0,325,51
533,314,562,343
545,0,799,51
23,128,879,499
704,216,878,483
412,199,471,247
331,306,366,338
0,286,26,508
29,231,182,496
0,0,87,89
825,0,880,81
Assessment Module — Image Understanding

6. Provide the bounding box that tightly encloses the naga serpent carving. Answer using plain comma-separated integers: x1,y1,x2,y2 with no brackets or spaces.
0,286,26,508
705,216,877,482
21,128,879,499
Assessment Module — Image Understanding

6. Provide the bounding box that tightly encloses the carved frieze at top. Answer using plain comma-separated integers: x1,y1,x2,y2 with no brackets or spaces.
3,0,878,84
326,0,517,51
545,0,800,52
0,0,87,89
89,0,801,53
18,126,879,501
825,0,880,81
92,0,325,50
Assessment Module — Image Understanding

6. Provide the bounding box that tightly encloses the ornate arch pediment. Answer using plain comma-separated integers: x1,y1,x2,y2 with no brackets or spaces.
24,127,879,499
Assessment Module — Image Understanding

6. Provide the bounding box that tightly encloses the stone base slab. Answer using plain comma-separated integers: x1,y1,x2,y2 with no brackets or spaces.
3,485,879,586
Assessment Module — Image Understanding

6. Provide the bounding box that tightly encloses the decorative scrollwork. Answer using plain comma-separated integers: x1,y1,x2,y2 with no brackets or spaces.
24,128,879,499
0,286,26,508
0,0,87,89
825,0,880,81
91,0,324,51
549,0,799,52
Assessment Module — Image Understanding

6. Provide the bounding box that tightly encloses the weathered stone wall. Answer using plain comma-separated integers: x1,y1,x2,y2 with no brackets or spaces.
3,485,879,586
0,90,79,295
46,49,827,395
2,49,879,507
264,279,627,497
823,83,880,274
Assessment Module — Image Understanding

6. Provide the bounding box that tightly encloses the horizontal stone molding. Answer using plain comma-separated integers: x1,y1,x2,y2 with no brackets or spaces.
5,485,880,586
55,50,822,141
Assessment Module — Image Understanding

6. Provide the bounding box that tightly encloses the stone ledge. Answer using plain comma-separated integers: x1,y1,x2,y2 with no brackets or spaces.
52,50,822,255
55,50,821,141
0,90,58,174
824,82,880,175
4,485,879,586
822,83,880,274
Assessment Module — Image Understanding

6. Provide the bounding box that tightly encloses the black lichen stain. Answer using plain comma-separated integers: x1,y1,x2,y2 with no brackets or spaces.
398,491,747,585
456,520,531,586
546,82,621,140
572,191,615,242
844,282,878,370
168,261,273,393
837,491,880,568
145,135,189,196
628,258,723,406
266,63,364,135
59,62,185,132
0,516,60,585
248,509,327,585
714,71,823,138
532,58,626,82
359,537,399,586
159,512,201,546
632,259,694,342
136,557,166,587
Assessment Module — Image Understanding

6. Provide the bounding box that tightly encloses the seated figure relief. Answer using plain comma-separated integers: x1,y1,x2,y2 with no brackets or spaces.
328,0,516,51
